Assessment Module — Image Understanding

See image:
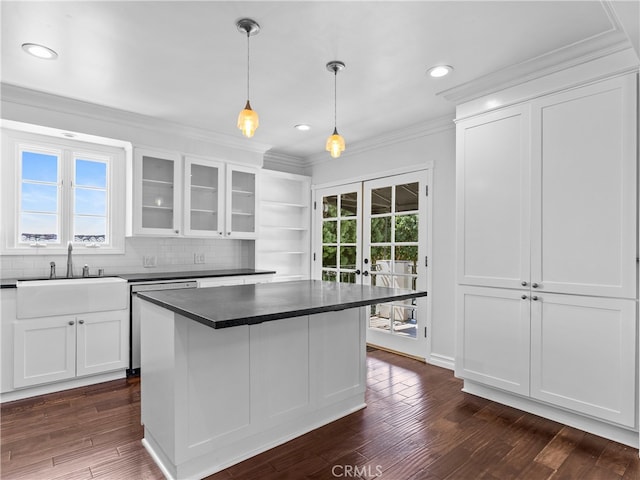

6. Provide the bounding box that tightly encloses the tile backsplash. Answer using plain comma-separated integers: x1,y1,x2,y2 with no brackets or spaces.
0,237,254,279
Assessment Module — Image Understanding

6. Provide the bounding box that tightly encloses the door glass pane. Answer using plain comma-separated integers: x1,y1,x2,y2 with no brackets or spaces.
230,170,256,233
396,182,419,212
323,220,337,243
322,271,337,281
323,195,337,218
371,217,391,243
340,219,357,243
340,272,356,284
395,214,418,242
340,192,358,216
370,303,391,331
340,246,357,270
322,245,337,268
371,187,392,214
391,305,417,338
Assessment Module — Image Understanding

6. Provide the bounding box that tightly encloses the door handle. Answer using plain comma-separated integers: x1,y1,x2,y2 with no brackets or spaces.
363,271,369,277
355,270,361,275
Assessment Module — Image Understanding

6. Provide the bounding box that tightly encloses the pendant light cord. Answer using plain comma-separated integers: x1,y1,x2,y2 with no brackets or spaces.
246,32,251,101
333,68,337,129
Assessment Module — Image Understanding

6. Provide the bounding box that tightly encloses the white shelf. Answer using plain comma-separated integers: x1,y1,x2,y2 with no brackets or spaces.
191,184,217,192
232,211,255,216
262,225,308,231
143,178,173,187
262,201,308,208
191,208,217,214
232,189,254,196
143,205,173,210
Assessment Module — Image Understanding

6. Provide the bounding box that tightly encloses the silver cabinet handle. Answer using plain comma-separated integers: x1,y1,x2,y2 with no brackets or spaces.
521,281,527,287
68,321,75,326
79,320,85,324
532,296,539,301
521,294,527,300
532,283,539,288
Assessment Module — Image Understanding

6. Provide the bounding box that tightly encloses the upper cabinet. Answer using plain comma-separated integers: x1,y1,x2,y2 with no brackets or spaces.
184,156,224,237
456,74,637,299
131,149,258,239
133,148,182,236
226,165,258,239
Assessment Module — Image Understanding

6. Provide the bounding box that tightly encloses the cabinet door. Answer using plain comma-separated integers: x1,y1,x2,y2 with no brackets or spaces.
456,286,530,396
133,148,182,236
456,105,531,289
183,156,225,237
226,165,258,239
530,293,636,427
76,311,128,377
531,74,637,298
14,316,76,388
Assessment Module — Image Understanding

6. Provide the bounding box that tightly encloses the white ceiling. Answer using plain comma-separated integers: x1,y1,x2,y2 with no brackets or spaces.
1,1,638,161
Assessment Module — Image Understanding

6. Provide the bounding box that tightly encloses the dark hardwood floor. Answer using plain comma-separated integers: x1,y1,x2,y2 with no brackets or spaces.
2,349,638,479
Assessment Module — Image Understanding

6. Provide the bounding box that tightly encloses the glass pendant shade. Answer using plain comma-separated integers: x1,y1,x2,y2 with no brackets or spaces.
237,100,259,138
326,127,345,159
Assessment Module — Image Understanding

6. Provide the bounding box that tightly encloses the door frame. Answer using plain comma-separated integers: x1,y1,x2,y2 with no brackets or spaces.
312,165,433,362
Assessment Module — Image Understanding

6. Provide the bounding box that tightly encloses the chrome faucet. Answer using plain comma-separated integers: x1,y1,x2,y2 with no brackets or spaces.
49,261,56,279
66,242,73,278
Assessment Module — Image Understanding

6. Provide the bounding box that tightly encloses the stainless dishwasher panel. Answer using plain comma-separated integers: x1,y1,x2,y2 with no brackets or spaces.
130,281,197,374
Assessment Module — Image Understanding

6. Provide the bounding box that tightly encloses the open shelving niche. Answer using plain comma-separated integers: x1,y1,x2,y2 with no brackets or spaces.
257,170,311,282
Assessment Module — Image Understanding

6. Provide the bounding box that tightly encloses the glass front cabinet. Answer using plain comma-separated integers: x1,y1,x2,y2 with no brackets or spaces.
133,148,182,236
132,148,257,238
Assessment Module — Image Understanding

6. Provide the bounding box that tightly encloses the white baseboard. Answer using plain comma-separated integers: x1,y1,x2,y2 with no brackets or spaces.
428,353,454,370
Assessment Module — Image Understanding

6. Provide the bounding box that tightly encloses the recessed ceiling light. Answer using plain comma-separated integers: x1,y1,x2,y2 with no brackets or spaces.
427,65,453,78
295,124,311,131
21,43,58,60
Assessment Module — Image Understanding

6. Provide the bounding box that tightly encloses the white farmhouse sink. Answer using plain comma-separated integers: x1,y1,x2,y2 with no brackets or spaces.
16,277,127,319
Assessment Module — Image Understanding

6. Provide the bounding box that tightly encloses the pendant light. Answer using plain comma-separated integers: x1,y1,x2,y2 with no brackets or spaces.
326,61,346,158
236,18,260,138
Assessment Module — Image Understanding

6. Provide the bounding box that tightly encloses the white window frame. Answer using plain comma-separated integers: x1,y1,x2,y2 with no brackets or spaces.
1,127,128,255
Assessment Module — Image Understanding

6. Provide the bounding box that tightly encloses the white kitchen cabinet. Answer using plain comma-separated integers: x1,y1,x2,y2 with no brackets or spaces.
257,170,311,282
530,293,636,428
13,315,76,388
457,74,637,298
530,75,637,298
226,164,258,239
133,148,182,236
183,156,225,237
456,104,531,290
13,309,128,388
76,311,128,377
455,286,530,396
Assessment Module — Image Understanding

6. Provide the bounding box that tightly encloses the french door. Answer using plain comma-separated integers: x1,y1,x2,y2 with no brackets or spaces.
314,171,430,359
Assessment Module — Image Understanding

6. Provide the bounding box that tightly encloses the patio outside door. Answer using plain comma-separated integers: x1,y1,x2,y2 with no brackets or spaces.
314,171,430,359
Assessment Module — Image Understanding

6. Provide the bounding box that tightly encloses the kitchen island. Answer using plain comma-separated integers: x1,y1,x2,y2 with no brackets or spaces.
137,280,427,480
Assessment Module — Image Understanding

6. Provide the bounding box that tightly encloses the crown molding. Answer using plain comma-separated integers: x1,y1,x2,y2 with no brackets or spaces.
304,114,455,168
262,150,307,174
438,6,634,105
0,83,272,156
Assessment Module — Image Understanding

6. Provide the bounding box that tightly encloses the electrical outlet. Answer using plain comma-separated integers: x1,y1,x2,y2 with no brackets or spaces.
194,252,205,264
143,255,157,268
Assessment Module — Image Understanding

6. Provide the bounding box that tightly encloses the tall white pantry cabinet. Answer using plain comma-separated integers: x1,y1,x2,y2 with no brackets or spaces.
455,72,638,446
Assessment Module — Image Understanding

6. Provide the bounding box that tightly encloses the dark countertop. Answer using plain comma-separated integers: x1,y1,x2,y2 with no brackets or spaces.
137,279,428,329
0,268,275,288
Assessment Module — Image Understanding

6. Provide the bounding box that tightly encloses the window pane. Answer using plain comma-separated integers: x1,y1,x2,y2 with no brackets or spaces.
396,183,419,212
75,159,107,188
20,213,58,242
371,187,392,214
395,246,418,264
371,217,391,243
370,246,392,271
395,214,418,242
21,183,58,213
22,151,58,182
340,219,357,243
322,270,337,282
74,216,106,242
392,306,417,338
75,188,106,216
340,272,356,284
323,195,337,218
340,192,358,217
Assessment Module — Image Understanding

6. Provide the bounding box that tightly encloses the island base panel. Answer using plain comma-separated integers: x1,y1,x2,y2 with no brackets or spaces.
140,300,367,480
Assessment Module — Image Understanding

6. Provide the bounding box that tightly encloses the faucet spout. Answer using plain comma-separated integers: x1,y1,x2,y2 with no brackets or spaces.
66,242,73,278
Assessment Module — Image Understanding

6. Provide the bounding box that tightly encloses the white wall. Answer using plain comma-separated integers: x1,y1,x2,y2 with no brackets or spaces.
308,122,457,368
